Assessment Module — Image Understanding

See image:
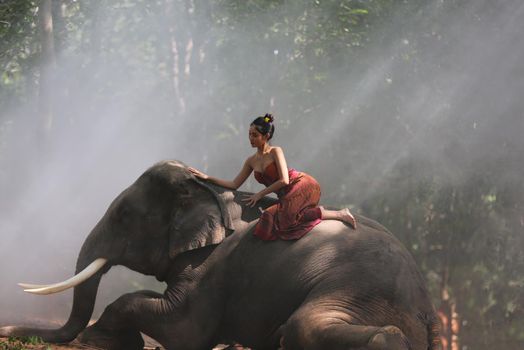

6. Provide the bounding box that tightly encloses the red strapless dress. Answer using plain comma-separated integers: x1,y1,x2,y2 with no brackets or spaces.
253,162,322,240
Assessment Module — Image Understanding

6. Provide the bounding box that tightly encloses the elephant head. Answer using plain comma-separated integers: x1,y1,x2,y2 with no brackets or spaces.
0,160,264,342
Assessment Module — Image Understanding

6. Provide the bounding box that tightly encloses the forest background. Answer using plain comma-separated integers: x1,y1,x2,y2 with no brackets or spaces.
1,1,523,349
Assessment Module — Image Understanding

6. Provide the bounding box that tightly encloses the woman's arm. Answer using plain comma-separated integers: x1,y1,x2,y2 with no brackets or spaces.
189,158,253,190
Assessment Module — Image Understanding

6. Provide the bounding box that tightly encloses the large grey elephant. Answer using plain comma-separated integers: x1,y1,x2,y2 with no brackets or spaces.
0,160,441,350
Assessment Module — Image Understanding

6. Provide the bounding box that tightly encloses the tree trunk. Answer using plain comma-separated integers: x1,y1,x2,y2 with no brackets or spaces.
38,0,56,138
165,0,187,116
437,264,460,350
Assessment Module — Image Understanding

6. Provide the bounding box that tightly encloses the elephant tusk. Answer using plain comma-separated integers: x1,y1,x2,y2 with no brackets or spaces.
20,258,108,295
18,283,48,289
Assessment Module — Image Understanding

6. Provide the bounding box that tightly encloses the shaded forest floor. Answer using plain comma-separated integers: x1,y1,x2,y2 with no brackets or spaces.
0,337,111,350
0,333,163,350
0,336,240,350
0,316,242,350
0,336,241,350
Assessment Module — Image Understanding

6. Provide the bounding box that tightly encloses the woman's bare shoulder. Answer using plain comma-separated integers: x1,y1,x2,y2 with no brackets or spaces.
270,146,284,155
245,153,257,167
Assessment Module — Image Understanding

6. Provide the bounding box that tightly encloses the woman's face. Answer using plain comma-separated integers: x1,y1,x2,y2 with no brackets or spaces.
249,125,269,148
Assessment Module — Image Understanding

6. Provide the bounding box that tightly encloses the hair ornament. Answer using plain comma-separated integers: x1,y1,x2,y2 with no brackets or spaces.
263,113,274,123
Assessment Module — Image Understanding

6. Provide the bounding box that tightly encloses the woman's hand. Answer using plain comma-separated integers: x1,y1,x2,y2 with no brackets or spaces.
188,167,209,180
242,192,263,208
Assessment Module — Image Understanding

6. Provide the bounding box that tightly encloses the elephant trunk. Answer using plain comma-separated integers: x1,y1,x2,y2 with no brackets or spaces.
0,262,104,342
48,229,111,342
0,225,111,343
55,264,104,342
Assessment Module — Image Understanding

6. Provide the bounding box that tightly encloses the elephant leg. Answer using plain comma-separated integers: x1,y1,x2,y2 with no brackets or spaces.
78,290,216,350
78,322,143,350
281,305,410,350
78,290,173,350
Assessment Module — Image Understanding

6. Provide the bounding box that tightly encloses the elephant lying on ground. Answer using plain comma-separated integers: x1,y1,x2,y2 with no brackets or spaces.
0,160,441,350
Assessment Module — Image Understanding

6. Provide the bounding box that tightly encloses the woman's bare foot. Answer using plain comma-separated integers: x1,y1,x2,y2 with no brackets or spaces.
319,206,357,229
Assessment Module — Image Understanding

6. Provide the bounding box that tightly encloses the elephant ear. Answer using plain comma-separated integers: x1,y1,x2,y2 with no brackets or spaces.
167,171,243,260
194,179,242,231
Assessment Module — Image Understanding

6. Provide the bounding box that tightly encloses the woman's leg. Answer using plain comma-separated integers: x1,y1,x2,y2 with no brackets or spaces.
319,206,357,228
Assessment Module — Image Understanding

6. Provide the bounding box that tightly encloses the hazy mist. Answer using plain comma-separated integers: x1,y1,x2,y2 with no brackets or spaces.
1,0,523,332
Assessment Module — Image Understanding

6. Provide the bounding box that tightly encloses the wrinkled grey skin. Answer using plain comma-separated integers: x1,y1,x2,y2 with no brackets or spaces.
0,160,440,350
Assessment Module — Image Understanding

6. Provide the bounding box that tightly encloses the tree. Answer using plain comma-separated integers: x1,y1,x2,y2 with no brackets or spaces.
38,0,56,136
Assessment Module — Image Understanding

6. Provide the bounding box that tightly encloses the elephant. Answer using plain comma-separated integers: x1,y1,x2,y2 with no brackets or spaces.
0,160,441,350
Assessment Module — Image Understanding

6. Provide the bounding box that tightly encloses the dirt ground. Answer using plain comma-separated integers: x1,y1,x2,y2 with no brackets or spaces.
0,336,238,350
0,335,163,350
0,316,237,350
0,337,114,349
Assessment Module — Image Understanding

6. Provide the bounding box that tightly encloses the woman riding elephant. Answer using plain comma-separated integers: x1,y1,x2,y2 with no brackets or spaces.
189,113,357,241
0,157,440,348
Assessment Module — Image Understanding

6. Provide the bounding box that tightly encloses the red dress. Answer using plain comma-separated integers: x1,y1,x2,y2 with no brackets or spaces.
253,162,322,240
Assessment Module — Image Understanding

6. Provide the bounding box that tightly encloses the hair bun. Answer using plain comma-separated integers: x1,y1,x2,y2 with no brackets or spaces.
263,113,274,123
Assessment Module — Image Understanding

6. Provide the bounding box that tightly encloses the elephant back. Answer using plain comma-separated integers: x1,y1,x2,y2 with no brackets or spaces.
222,216,438,349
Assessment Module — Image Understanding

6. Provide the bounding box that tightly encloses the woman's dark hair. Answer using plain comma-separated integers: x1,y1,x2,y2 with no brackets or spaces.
251,113,275,140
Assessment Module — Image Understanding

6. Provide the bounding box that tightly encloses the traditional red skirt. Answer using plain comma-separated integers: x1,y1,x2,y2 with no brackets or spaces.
253,164,322,240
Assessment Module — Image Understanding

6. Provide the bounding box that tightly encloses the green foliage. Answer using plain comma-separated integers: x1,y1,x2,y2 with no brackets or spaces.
361,156,524,348
0,0,38,104
0,336,49,350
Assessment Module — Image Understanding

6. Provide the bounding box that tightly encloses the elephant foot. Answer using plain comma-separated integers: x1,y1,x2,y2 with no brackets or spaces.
77,323,144,350
367,325,411,350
